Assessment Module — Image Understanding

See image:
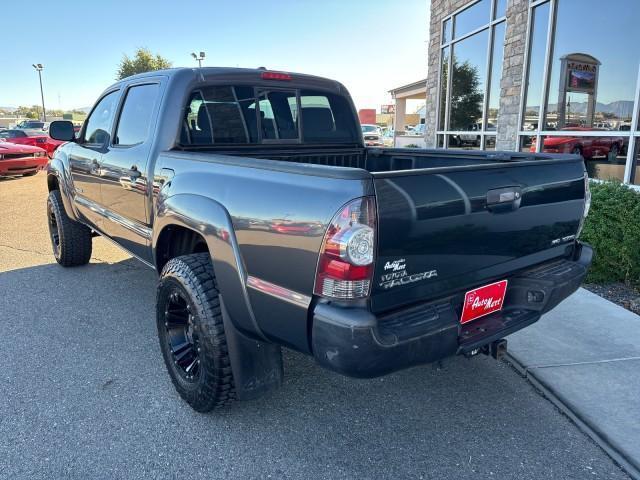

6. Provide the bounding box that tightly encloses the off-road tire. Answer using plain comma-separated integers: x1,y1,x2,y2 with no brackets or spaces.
157,253,236,411
47,189,92,266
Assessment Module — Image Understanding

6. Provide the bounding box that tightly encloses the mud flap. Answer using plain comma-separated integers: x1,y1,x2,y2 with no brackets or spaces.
220,299,283,401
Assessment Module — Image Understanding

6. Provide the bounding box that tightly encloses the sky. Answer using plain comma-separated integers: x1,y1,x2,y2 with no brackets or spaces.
0,0,429,112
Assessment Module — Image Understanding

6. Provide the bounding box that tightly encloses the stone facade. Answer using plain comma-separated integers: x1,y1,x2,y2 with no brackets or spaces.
424,0,471,148
495,0,529,150
424,0,530,151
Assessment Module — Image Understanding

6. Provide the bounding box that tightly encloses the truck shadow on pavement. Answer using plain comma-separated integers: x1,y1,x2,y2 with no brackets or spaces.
0,259,628,479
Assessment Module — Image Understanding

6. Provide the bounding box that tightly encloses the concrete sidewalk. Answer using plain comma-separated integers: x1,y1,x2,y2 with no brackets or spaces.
507,288,640,479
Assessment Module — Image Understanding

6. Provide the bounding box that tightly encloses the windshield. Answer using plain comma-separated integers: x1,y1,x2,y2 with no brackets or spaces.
180,85,360,145
361,125,378,133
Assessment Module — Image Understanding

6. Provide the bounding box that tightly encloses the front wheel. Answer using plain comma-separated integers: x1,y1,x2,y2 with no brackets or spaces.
47,190,92,266
157,253,236,411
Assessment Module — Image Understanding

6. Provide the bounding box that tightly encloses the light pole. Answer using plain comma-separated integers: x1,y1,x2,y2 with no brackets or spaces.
191,51,205,68
32,63,46,122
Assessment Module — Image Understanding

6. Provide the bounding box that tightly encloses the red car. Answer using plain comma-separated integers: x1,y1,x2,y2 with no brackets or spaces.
0,129,64,158
0,141,48,177
532,127,625,160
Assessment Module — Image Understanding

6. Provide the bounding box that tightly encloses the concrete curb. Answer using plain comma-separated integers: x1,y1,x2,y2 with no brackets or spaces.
505,353,640,480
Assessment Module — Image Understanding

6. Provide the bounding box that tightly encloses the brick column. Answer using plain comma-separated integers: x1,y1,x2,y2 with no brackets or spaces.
495,0,530,151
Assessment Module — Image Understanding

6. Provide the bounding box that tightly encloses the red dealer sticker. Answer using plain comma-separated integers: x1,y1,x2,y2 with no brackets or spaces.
460,280,508,324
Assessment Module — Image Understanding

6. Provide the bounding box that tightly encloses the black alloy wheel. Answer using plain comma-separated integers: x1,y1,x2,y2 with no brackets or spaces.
163,288,201,382
47,199,61,259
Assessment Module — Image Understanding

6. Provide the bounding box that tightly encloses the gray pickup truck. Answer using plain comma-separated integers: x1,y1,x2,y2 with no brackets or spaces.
47,67,592,411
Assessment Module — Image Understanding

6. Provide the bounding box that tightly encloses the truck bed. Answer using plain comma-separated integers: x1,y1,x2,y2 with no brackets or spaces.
177,145,577,174
170,145,587,312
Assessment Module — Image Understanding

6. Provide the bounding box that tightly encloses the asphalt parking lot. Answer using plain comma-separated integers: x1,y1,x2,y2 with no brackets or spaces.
0,173,630,480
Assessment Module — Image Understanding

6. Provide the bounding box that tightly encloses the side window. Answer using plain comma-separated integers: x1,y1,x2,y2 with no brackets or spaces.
114,84,160,146
83,91,118,146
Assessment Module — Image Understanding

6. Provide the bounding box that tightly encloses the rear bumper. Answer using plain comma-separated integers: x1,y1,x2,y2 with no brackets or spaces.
311,242,592,378
0,157,48,176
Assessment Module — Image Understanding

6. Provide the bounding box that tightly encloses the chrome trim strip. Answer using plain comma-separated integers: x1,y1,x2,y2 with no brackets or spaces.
74,196,152,240
246,276,312,309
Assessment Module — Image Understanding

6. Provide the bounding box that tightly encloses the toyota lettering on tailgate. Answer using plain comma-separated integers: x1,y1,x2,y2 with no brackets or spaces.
460,280,508,324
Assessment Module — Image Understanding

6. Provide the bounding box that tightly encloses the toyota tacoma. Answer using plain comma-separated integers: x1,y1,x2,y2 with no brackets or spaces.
46,67,592,411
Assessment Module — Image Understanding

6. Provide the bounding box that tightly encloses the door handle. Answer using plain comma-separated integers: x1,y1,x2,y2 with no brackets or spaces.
486,187,522,213
128,166,142,180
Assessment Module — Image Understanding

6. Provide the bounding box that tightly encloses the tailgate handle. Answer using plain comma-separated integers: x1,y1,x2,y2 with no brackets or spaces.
486,187,522,213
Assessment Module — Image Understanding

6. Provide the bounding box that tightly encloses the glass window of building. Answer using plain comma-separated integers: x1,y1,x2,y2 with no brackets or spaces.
544,0,640,132
453,0,491,39
438,0,506,149
449,29,488,131
521,2,550,132
521,0,640,184
494,0,507,19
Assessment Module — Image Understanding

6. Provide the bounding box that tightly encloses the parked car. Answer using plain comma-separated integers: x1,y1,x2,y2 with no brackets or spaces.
0,129,64,158
412,123,426,136
0,141,48,177
532,127,625,161
46,67,592,411
15,120,46,130
453,122,495,146
361,124,384,147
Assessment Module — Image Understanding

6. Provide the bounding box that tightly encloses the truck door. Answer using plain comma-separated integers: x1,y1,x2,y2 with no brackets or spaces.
98,82,161,261
69,89,119,229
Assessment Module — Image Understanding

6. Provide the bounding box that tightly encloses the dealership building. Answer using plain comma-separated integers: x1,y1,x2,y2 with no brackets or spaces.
417,0,640,185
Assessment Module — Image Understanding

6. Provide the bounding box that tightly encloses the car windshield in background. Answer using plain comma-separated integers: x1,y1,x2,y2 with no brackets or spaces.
361,125,379,133
180,86,359,145
0,129,27,139
21,122,44,129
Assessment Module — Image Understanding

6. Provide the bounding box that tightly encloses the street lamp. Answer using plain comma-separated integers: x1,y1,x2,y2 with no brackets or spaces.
191,51,205,68
32,63,46,122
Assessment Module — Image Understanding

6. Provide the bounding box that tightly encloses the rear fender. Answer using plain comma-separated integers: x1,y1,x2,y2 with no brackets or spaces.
153,193,283,400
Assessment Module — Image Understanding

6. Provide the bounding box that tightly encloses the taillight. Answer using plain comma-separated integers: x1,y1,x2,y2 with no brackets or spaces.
314,197,376,299
576,173,591,238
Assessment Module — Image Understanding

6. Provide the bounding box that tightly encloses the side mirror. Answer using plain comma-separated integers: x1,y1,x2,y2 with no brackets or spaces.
49,120,76,142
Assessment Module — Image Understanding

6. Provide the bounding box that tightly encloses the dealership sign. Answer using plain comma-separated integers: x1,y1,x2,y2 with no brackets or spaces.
381,104,395,114
556,53,601,128
566,61,597,93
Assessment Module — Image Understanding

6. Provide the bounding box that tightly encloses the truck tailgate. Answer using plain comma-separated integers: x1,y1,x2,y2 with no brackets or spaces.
370,159,586,313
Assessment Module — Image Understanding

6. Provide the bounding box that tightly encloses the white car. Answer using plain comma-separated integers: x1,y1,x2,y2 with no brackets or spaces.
361,124,384,147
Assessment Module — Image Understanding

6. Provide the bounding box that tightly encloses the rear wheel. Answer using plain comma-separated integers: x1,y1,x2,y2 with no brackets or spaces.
157,253,236,411
46,190,92,266
571,146,583,157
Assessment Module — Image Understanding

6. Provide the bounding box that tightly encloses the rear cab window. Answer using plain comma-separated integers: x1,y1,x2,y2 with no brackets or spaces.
180,85,359,146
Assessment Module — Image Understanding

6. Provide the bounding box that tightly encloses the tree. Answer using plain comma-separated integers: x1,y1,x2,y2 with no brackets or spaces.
449,60,484,130
116,48,172,80
440,58,484,131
